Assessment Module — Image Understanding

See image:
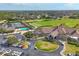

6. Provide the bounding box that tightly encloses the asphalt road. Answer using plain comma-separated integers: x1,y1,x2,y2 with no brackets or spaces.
0,39,64,56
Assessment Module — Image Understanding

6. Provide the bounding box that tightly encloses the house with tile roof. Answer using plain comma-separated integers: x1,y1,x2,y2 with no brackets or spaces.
34,27,54,35
68,29,79,40
35,24,79,41
47,24,76,40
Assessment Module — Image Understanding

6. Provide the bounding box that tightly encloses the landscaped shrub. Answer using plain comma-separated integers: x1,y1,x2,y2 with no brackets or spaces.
76,42,79,47
75,51,79,56
4,30,14,33
0,28,14,33
67,37,79,47
23,31,34,38
7,35,19,45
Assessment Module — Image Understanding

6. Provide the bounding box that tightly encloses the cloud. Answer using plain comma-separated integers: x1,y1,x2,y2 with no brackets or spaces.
64,3,76,6
10,3,29,6
63,3,78,10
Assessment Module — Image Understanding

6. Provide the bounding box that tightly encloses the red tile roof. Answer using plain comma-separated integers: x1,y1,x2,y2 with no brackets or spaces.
50,24,75,37
71,30,79,37
40,27,54,34
35,24,77,37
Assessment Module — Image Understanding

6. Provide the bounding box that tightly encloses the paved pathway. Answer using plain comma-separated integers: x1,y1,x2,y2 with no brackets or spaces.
58,40,65,56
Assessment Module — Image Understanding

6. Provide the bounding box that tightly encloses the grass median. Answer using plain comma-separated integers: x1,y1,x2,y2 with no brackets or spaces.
35,40,59,52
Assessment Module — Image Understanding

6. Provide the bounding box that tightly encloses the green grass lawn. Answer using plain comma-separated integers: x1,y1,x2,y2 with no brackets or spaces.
28,19,79,28
64,43,79,55
35,40,59,52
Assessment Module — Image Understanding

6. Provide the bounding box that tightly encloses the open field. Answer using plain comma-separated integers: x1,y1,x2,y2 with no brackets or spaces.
64,43,79,55
28,19,79,28
35,40,59,52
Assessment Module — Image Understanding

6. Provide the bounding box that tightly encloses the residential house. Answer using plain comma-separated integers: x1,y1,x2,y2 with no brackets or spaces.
48,24,75,40
0,23,15,30
67,24,79,40
34,27,54,35
68,29,79,41
35,24,79,41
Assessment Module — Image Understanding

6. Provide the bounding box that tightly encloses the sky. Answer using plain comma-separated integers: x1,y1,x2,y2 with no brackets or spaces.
0,3,79,10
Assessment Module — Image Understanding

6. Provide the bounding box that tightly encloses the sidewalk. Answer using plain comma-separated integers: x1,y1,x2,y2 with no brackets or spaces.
59,40,66,56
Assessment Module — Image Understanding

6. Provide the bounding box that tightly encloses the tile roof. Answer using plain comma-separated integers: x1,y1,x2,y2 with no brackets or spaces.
40,27,54,34
50,29,59,37
35,27,54,34
35,24,77,37
70,30,79,37
50,24,75,37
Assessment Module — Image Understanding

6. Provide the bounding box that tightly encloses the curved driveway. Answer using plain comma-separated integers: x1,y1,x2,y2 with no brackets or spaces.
22,39,64,56
0,39,64,56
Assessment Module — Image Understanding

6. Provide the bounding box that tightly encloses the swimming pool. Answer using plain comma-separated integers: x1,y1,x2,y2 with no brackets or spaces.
19,28,29,31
